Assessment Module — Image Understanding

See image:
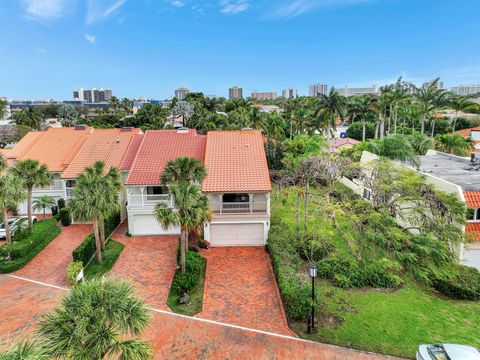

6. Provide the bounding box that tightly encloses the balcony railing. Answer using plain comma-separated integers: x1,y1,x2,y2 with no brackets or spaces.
33,180,64,192
212,202,268,214
128,194,171,206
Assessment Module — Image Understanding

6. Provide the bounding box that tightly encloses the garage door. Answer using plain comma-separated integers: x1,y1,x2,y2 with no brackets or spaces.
210,223,264,246
464,247,480,271
132,214,179,235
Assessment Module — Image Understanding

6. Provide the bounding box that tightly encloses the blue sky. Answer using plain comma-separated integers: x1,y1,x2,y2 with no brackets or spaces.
1,0,480,100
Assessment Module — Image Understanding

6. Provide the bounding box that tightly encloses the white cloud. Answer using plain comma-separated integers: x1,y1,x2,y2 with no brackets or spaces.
170,0,185,7
220,0,249,14
22,0,70,20
85,33,96,44
267,0,376,19
86,0,126,25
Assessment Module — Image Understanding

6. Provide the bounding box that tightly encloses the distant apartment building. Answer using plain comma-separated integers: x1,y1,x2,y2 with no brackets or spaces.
309,83,328,97
229,86,243,100
282,88,298,99
337,86,380,97
251,91,277,101
175,87,190,100
73,88,112,103
451,84,480,96
422,80,444,90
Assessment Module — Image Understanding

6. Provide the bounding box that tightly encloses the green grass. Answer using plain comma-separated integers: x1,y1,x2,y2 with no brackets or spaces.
84,240,125,278
167,256,207,316
0,219,61,273
271,187,480,359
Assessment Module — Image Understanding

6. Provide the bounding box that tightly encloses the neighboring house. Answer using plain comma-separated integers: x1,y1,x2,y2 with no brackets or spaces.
342,150,480,270
328,137,359,153
457,126,480,152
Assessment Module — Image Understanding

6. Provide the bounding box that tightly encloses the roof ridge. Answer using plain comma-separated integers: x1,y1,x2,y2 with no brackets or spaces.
125,132,148,184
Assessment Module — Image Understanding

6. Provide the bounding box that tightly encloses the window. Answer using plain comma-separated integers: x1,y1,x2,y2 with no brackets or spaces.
223,193,249,203
363,189,371,200
146,186,167,201
65,180,76,188
467,208,480,221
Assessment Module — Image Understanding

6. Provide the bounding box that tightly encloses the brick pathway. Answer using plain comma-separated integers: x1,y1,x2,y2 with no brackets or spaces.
15,223,92,287
198,247,294,336
110,222,178,310
0,274,401,360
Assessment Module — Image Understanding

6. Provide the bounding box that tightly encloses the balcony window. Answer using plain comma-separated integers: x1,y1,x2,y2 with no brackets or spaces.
223,193,249,203
146,186,167,201
66,180,76,188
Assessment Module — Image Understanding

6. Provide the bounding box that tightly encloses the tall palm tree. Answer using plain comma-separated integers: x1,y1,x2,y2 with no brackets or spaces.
109,96,119,113
389,78,411,134
414,78,448,135
155,183,211,273
346,95,376,141
10,159,52,229
372,93,390,139
37,277,152,359
33,195,56,220
0,173,26,243
448,94,475,132
315,88,346,140
121,97,132,114
160,156,206,185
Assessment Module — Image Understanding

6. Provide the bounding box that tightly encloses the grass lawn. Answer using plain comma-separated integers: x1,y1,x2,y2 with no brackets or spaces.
271,187,480,359
84,240,125,278
167,256,207,316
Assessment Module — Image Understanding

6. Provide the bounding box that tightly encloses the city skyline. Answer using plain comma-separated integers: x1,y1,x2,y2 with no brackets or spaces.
1,0,480,99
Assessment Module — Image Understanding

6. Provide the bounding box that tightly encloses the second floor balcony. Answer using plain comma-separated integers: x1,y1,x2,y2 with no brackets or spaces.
33,180,64,192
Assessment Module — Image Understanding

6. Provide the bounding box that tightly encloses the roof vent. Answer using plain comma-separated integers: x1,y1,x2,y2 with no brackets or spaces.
177,127,189,134
75,124,87,130
121,127,134,132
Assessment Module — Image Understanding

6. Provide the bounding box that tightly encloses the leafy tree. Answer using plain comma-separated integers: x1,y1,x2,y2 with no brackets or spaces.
37,277,152,359
40,104,60,119
367,134,419,167
132,104,168,129
11,107,43,130
121,97,132,114
346,95,376,141
282,134,327,169
56,104,78,127
155,182,210,273
435,133,473,156
345,122,376,141
0,173,26,243
0,125,18,148
33,195,56,220
10,159,52,229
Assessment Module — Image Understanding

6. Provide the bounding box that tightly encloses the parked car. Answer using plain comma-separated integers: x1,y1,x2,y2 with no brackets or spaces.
0,216,38,239
417,344,480,360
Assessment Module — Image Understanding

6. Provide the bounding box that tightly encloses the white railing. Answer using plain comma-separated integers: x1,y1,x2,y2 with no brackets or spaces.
212,202,268,214
33,180,64,192
128,194,171,206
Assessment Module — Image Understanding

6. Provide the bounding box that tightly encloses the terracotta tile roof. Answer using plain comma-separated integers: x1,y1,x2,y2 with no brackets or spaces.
202,130,271,193
11,127,93,172
457,126,480,138
328,137,359,153
125,129,206,185
61,128,141,179
120,134,144,171
464,191,480,208
466,222,480,242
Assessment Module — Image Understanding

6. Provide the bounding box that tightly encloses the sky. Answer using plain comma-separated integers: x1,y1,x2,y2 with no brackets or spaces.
1,0,480,100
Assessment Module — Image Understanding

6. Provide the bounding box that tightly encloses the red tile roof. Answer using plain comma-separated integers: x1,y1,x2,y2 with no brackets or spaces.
202,130,271,193
464,191,480,208
61,128,141,179
120,134,144,171
125,129,206,185
466,222,480,242
328,137,359,153
457,126,480,138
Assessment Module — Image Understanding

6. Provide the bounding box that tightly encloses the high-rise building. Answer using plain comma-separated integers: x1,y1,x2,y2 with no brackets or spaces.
282,88,298,99
73,88,112,103
337,86,380,97
309,83,328,97
451,84,480,96
175,87,190,100
251,91,277,100
229,86,243,100
422,80,444,89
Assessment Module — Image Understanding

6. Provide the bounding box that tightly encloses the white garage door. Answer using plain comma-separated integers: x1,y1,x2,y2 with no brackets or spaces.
464,247,480,271
210,223,264,246
132,214,179,235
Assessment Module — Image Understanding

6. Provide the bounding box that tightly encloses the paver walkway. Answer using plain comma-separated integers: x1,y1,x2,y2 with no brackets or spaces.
110,222,178,310
0,275,402,360
15,223,92,287
198,247,294,336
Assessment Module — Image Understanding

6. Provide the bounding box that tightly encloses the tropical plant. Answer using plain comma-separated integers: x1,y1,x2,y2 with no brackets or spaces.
160,156,206,185
172,101,194,127
0,173,26,243
121,97,132,114
414,78,449,135
56,104,78,127
435,133,473,156
367,134,420,167
37,277,153,359
407,132,434,155
10,159,52,229
0,339,47,359
109,96,119,113
11,107,44,130
315,88,346,140
154,183,211,273
0,153,6,171
346,95,376,141
448,94,475,132
32,195,56,220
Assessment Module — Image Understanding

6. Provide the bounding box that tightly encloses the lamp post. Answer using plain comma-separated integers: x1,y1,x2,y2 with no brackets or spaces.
308,263,317,333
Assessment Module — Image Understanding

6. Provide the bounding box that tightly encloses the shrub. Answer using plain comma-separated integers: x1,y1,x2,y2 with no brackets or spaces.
57,198,66,209
51,206,58,217
171,251,204,293
58,208,71,226
433,265,480,300
176,238,199,262
66,261,83,286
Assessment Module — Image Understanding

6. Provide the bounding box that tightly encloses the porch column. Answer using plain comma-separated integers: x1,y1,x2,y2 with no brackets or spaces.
249,193,253,214
140,187,145,206
266,193,271,215
218,194,222,214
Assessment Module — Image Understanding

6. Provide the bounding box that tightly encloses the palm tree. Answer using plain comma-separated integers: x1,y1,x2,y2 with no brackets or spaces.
155,183,211,273
11,107,44,130
346,95,376,141
160,156,206,185
109,96,119,113
33,195,56,220
172,101,194,127
372,93,390,139
10,159,52,229
37,277,152,359
407,132,434,155
0,339,47,359
121,97,132,114
0,173,27,243
414,78,448,135
389,78,411,134
448,94,475,132
315,88,346,140
367,134,419,168
436,133,473,156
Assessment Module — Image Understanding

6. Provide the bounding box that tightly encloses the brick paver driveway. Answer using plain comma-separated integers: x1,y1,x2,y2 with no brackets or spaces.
198,247,294,336
15,223,92,286
110,222,178,310
0,275,401,360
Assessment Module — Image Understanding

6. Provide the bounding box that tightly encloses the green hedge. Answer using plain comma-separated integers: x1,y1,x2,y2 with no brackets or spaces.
0,219,61,273
72,212,121,266
433,265,480,300
171,251,204,293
